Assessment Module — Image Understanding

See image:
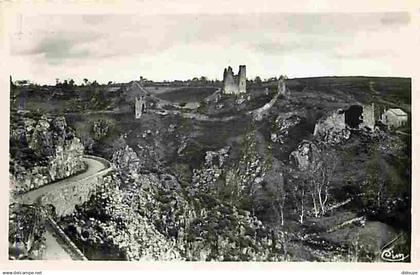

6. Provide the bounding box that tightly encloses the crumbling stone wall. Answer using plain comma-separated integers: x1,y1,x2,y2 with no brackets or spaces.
361,103,375,130
238,65,246,94
223,65,247,94
223,67,237,94
135,96,146,119
313,110,350,144
277,76,288,97
313,110,346,136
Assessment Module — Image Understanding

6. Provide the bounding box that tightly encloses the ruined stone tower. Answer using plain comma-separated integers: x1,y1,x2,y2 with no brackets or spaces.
223,67,236,94
361,103,375,130
135,96,146,119
278,75,287,97
223,65,247,94
238,65,246,94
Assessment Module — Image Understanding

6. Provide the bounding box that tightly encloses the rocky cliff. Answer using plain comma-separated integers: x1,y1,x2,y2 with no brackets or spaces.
9,203,47,260
10,114,85,192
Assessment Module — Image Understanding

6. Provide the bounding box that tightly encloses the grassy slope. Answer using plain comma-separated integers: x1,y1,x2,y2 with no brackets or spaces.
150,87,218,103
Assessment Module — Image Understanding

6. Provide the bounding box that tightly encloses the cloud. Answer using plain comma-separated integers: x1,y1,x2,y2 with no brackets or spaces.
12,32,102,65
32,37,90,62
252,38,343,55
9,12,413,83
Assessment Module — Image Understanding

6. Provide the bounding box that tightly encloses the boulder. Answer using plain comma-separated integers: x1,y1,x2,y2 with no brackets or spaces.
272,113,302,143
289,140,321,170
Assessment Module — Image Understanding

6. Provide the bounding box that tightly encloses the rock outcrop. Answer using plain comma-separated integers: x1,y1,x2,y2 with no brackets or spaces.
9,203,47,260
92,119,112,140
289,140,321,171
112,144,141,179
10,115,85,192
271,113,302,143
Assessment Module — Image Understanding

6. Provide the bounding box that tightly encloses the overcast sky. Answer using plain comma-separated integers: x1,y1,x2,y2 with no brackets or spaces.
9,11,412,84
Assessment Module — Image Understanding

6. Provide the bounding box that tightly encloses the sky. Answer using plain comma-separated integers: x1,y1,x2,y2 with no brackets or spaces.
8,11,413,84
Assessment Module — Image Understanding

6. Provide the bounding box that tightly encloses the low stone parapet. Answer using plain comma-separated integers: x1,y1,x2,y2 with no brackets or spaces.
46,215,88,260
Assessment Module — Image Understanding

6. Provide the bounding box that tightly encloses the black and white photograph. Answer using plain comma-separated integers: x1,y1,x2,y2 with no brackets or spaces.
4,1,415,266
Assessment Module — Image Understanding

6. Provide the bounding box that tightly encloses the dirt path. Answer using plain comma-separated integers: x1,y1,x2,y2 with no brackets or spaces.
369,81,411,113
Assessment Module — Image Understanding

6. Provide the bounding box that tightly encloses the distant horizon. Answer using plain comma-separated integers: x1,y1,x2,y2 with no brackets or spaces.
10,73,412,86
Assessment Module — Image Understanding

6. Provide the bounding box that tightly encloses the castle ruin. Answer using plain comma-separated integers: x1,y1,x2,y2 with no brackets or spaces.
135,96,146,119
278,75,289,97
361,103,375,130
223,65,246,94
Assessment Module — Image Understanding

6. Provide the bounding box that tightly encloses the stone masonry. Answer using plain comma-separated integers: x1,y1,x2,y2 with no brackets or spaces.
17,156,113,217
40,173,105,217
135,96,146,119
278,75,289,97
223,65,247,94
361,103,375,130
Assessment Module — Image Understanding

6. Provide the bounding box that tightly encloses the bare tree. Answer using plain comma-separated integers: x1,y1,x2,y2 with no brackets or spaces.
287,148,338,222
263,158,287,226
298,187,305,224
265,174,286,226
288,174,307,224
307,150,338,216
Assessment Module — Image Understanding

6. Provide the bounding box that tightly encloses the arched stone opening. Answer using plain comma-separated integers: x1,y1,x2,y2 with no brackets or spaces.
344,105,363,128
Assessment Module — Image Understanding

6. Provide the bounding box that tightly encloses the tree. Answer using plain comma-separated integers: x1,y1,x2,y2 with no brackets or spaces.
288,172,307,224
305,149,338,217
199,76,208,84
254,76,262,86
264,162,286,226
83,78,89,86
363,143,385,209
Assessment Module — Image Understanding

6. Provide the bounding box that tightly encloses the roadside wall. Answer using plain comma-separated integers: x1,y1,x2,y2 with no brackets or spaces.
40,166,112,217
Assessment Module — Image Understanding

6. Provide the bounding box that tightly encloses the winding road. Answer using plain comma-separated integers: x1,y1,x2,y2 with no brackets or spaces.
14,156,111,261
16,157,109,204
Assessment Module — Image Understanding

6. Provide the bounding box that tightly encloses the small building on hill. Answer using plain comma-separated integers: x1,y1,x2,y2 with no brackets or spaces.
381,108,408,129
